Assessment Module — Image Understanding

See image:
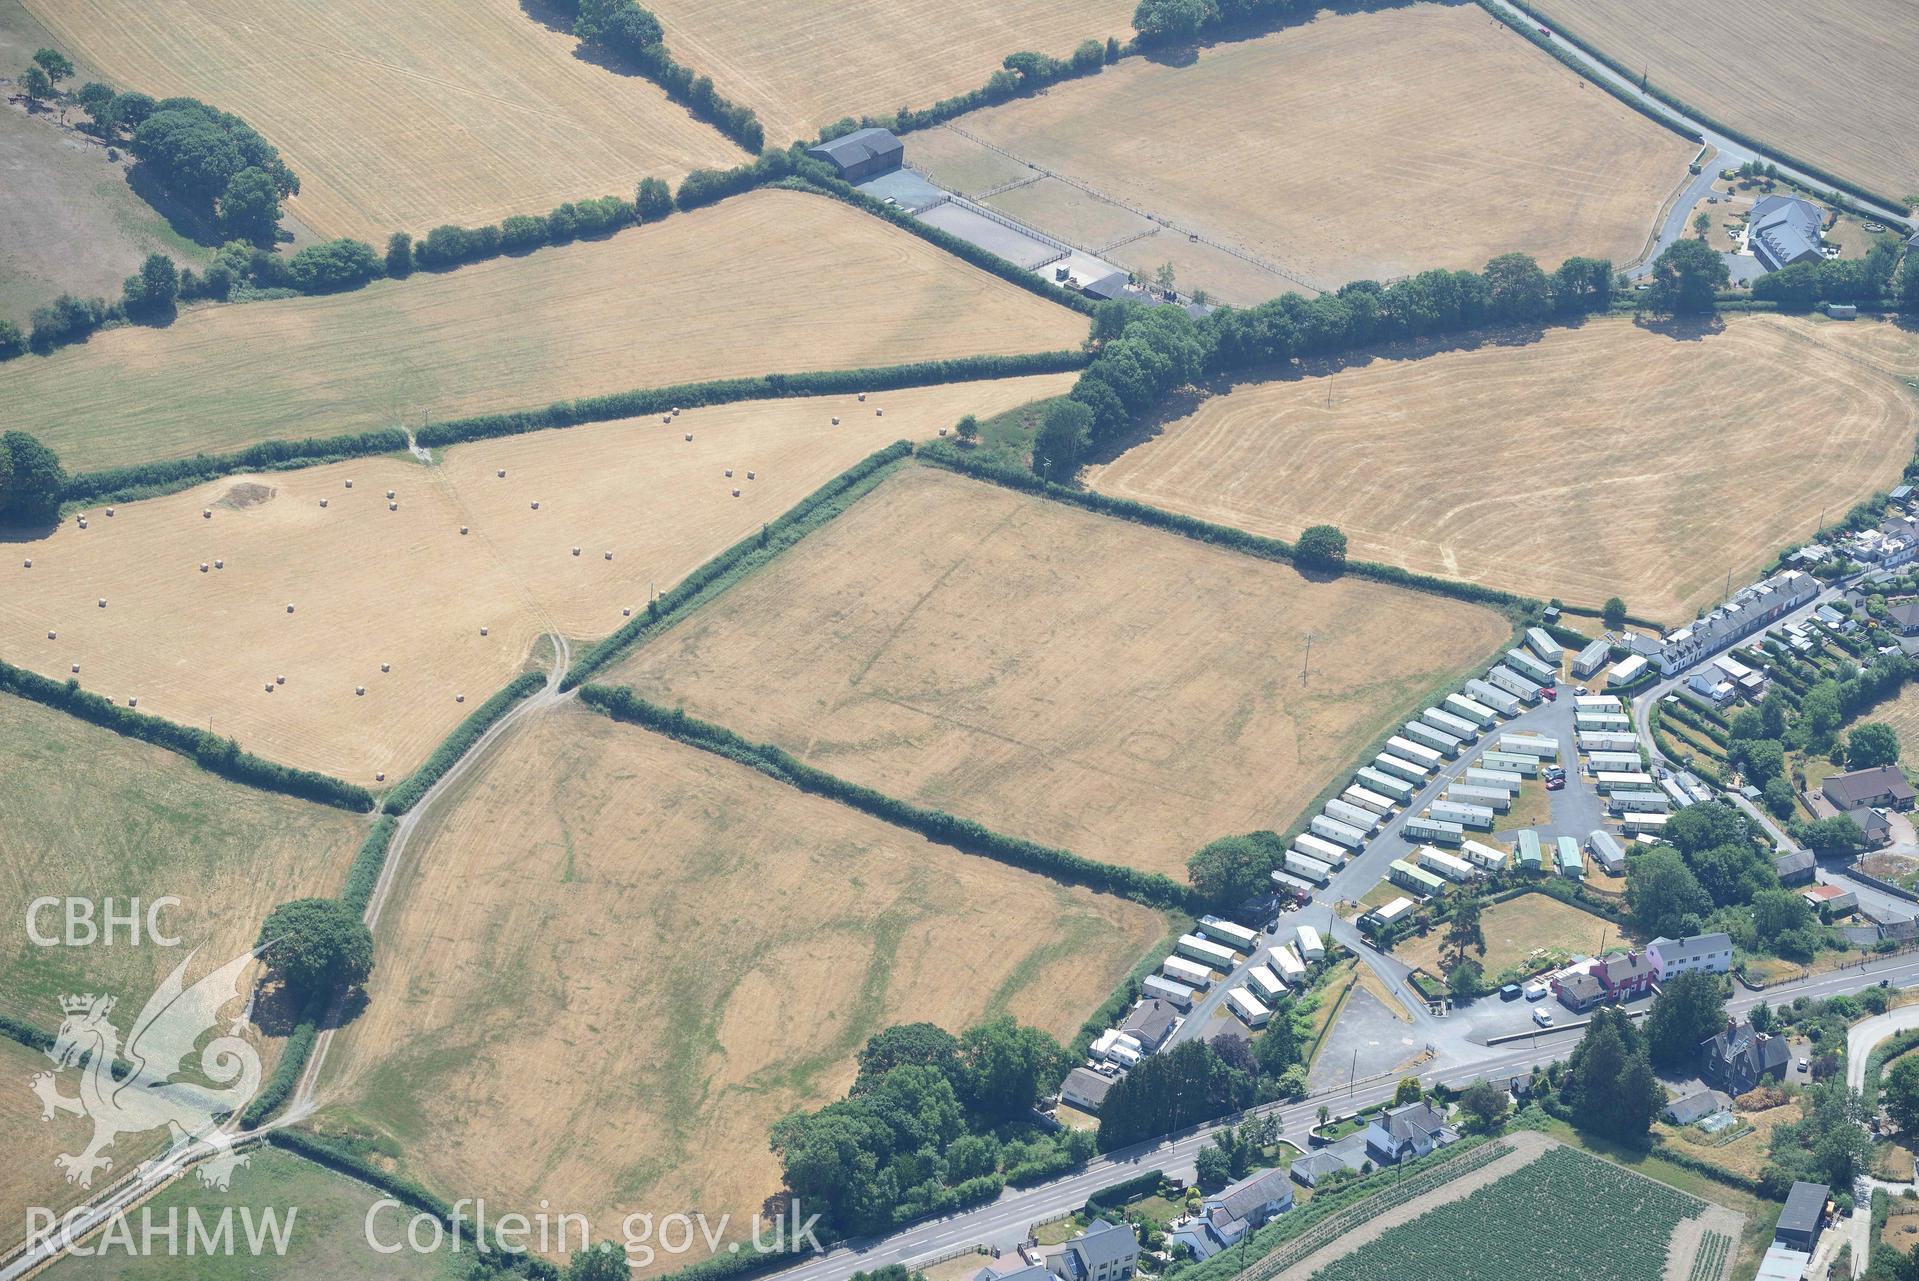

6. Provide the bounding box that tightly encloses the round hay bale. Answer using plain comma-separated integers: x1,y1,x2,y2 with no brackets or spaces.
532,501,541,510
287,603,295,613
203,509,211,519
346,479,354,488
832,416,840,425
725,468,733,478
77,517,87,529
320,498,330,508
938,428,947,437
858,392,867,402
672,407,680,416
356,686,365,696
71,664,79,674
460,525,469,535
662,415,672,425
480,626,489,636
684,433,693,442
98,598,106,608
747,471,756,480
127,697,137,708
214,559,224,569
23,559,30,568
46,630,55,640
389,502,398,511
376,771,386,782
572,546,581,556
106,507,115,517
380,662,391,673
265,683,274,693
603,550,612,560
201,562,209,572
731,488,741,497
875,408,883,417
386,489,396,500
622,607,632,617
276,674,285,684
456,693,466,703
497,469,506,478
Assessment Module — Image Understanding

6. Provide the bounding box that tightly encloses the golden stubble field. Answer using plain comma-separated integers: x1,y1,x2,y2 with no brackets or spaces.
0,375,1073,781
1526,0,1919,202
320,703,1166,1253
609,466,1510,879
1085,316,1919,622
0,190,1089,473
0,1036,166,1233
903,3,1694,297
22,0,743,244
642,0,1136,144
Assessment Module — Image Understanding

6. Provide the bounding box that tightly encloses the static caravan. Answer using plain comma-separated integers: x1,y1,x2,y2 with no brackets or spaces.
1271,944,1307,984
1371,897,1416,929
1390,858,1449,893
1465,767,1523,793
1422,706,1482,742
1143,975,1196,1009
1356,767,1416,801
1460,839,1508,871
1246,964,1288,1001
1505,647,1557,685
1516,829,1544,869
1402,721,1463,758
1283,850,1333,884
1444,693,1499,728
1572,638,1610,679
1576,711,1633,732
1226,987,1272,1028
1430,800,1495,830
1092,1030,1143,1067
1310,814,1368,850
1573,694,1621,711
1608,655,1649,686
1586,830,1627,875
1403,816,1465,847
1386,736,1445,769
1587,751,1646,774
1499,732,1560,760
1421,847,1479,883
1526,627,1565,663
1555,836,1584,878
1375,753,1433,784
1487,665,1544,704
1198,914,1261,952
1610,789,1672,814
1578,730,1640,753
1162,955,1213,989
1658,777,1697,811
1295,925,1325,960
1593,771,1656,794
1446,782,1513,812
1294,833,1350,865
1325,798,1383,832
1178,933,1238,968
1480,752,1541,777
1465,679,1522,716
1621,811,1670,835
1343,784,1396,816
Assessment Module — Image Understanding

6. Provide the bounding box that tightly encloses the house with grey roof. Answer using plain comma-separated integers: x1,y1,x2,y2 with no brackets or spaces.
1823,764,1916,812
1060,1066,1118,1113
1364,1100,1457,1166
1648,932,1732,981
1171,1168,1292,1260
1774,849,1815,886
1775,1181,1829,1252
1662,1089,1730,1126
976,1265,1055,1281
803,128,904,182
1701,1019,1790,1095
1120,999,1180,1054
1289,1149,1353,1187
1046,1220,1138,1281
1747,195,1825,272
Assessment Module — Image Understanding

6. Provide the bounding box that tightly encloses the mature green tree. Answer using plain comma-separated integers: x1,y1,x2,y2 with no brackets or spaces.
1693,212,1712,239
20,64,52,100
1901,252,1919,314
1447,958,1486,998
1735,738,1786,784
1482,252,1552,322
1767,1083,1872,1187
1031,398,1092,481
0,320,24,360
1663,802,1749,855
1602,597,1628,631
954,415,979,444
74,81,115,123
1132,0,1216,44
0,431,67,524
384,232,413,279
1446,894,1486,968
31,48,73,86
1394,1077,1424,1105
1642,238,1729,315
1253,1000,1299,1076
1565,1009,1661,1140
1763,776,1796,818
255,898,374,998
957,1017,1065,1118
1187,832,1283,907
1194,1142,1231,1189
853,1022,959,1093
1097,1040,1253,1150
567,1244,629,1281
1458,1080,1511,1135
1847,722,1901,769
218,165,283,246
635,176,673,221
1296,524,1348,570
1644,972,1726,1068
110,90,155,130
1626,848,1711,938
1886,1056,1919,1134
1799,814,1866,858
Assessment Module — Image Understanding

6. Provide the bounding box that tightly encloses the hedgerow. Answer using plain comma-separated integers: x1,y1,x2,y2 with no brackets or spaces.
578,684,1200,911
381,671,545,814
62,428,409,506
240,997,322,1127
0,660,373,811
339,818,399,915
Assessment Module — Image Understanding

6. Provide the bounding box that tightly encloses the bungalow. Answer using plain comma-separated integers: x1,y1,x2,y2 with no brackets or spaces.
1288,1149,1353,1188
1047,1220,1139,1281
1120,999,1181,1053
1662,1089,1730,1126
1648,932,1732,981
1171,1168,1293,1260
1364,1100,1457,1166
1802,883,1859,919
1700,1019,1790,1095
1887,599,1919,637
1061,1066,1119,1113
1822,764,1917,813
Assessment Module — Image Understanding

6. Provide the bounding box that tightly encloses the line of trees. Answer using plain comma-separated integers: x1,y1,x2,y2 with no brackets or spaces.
545,0,764,152
380,671,546,814
1751,240,1907,311
62,427,408,506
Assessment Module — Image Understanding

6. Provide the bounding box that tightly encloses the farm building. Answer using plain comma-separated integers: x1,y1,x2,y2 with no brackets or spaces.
1607,654,1649,686
1355,767,1415,801
1389,858,1448,894
1554,836,1583,878
1341,784,1395,816
1803,883,1859,919
1587,751,1645,773
1609,789,1672,814
1445,782,1511,812
1498,731,1559,760
1177,934,1238,968
1443,693,1498,727
1746,195,1825,272
1246,964,1288,1001
1420,706,1481,742
1162,955,1214,989
1324,798,1383,832
1142,975,1196,1009
1293,833,1350,865
1516,829,1543,869
1429,800,1495,830
1571,638,1610,678
1374,752,1432,782
1460,839,1507,871
1386,736,1444,769
1295,925,1325,960
1419,847,1478,883
1586,830,1627,874
803,127,905,181
1270,944,1307,983
1578,730,1640,753
1061,1066,1119,1113
1403,815,1465,846
1525,627,1564,663
1774,849,1815,886
1480,752,1540,777
1281,850,1332,884
1464,767,1522,793
1486,665,1543,703
1593,771,1656,793
1621,811,1669,835
1309,814,1367,850
1400,721,1462,758
1504,647,1556,685
1464,678,1521,716
1198,915,1261,952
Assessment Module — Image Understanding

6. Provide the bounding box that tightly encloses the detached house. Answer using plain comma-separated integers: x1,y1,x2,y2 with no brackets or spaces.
1700,1019,1790,1095
1171,1168,1292,1260
1046,1221,1139,1281
1648,933,1732,981
1364,1100,1457,1166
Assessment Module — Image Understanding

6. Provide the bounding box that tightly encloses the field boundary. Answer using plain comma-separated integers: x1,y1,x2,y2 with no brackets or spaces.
380,672,546,814
576,683,1200,910
0,665,374,812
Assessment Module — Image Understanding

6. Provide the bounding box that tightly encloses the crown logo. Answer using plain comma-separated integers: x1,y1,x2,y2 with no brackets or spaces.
60,994,104,1014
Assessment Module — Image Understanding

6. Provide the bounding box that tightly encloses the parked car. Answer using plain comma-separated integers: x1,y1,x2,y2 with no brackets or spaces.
1546,777,1565,791
1540,687,1558,701
1573,686,1589,696
1500,983,1522,1002
1532,1006,1555,1027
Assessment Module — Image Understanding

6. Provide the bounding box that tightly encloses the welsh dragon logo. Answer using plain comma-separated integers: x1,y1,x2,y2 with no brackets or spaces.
31,949,264,1192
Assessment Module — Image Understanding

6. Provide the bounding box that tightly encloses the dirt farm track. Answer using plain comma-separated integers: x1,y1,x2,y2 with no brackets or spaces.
319,703,1167,1261
0,375,1073,782
610,465,1510,879
1085,315,1919,623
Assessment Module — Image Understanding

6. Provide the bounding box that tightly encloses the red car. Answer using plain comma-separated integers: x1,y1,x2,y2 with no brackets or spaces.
1539,686,1558,701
